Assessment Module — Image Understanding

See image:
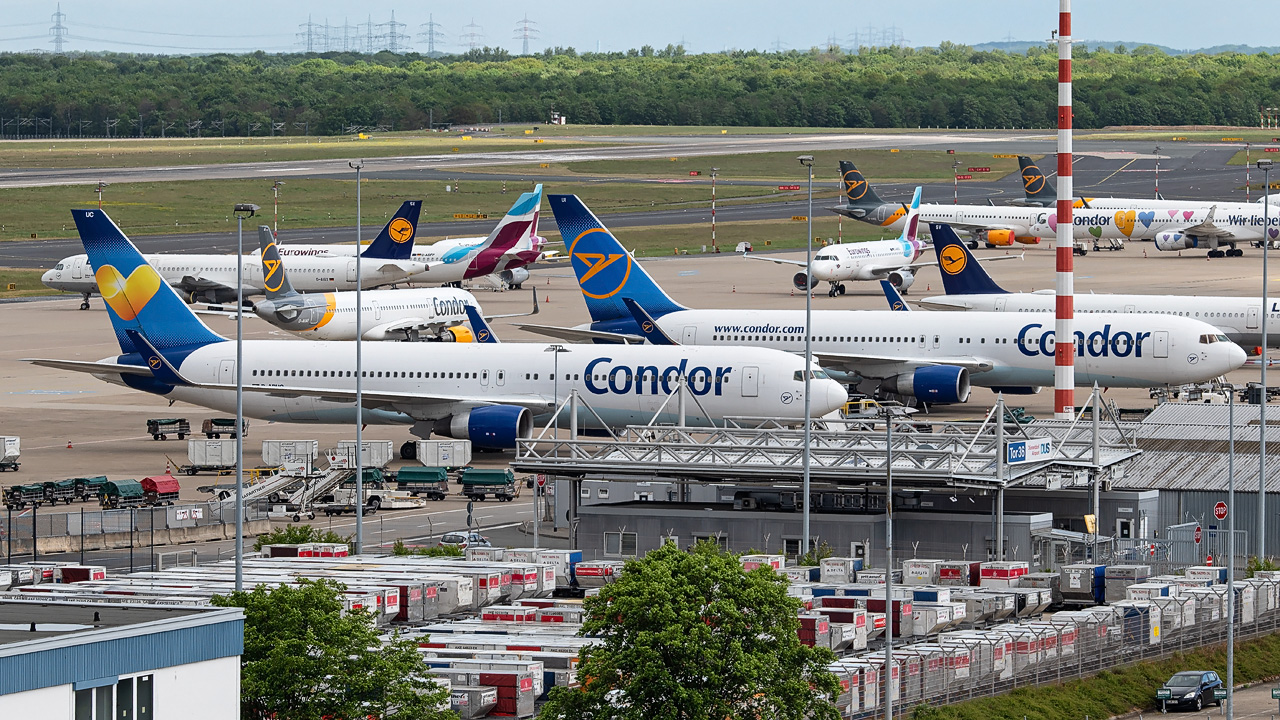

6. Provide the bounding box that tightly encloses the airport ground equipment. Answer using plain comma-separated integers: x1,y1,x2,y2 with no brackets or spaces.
3,483,45,509
410,439,472,468
201,417,246,439
99,479,146,509
396,466,451,500
0,437,18,471
178,439,238,475
146,418,189,440
42,479,79,504
459,468,520,502
142,475,181,505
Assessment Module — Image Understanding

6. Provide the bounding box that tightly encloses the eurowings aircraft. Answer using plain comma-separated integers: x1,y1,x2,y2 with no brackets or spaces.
26,209,847,450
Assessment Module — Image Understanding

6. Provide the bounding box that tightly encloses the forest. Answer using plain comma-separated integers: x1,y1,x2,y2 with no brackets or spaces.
0,42,1274,137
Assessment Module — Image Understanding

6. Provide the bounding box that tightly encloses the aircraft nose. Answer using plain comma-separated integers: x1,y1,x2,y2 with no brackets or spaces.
40,269,53,284
820,378,849,416
1227,343,1248,372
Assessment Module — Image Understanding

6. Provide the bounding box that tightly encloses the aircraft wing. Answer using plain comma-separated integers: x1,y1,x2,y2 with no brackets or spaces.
1173,206,1233,238
513,323,645,344
813,351,995,375
741,252,809,267
485,288,540,320
363,317,431,338
867,252,1020,276
173,275,240,293
24,358,156,377
946,223,1022,235
237,383,554,411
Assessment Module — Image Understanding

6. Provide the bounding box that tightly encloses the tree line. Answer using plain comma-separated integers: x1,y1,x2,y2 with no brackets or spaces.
0,42,1274,138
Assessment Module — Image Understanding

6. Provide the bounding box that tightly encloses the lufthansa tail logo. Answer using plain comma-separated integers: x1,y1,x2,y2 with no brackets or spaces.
1023,169,1045,194
939,245,967,275
843,170,868,200
388,218,415,244
570,228,632,299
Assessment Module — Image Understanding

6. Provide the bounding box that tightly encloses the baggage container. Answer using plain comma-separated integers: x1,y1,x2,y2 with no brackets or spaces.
482,605,538,623
1184,565,1229,585
911,602,954,636
820,556,863,584
995,626,1042,672
797,613,832,648
1020,572,1063,607
1151,595,1194,632
938,561,982,587
395,466,450,500
0,437,17,471
980,561,1028,581
903,559,945,585
1059,563,1106,605
574,560,625,588
1232,584,1256,624
784,566,820,583
536,606,585,624
911,587,951,603
952,591,1001,625
415,439,472,469
261,440,318,474
740,554,785,571
141,475,181,505
465,547,505,562
450,685,499,720
1242,577,1278,613
1126,582,1177,601
856,568,902,585
186,439,237,470
57,565,107,583
1105,564,1152,603
331,440,393,469
864,598,913,638
536,549,581,588
99,479,145,509
976,590,1017,620
146,418,189,441
1117,599,1163,645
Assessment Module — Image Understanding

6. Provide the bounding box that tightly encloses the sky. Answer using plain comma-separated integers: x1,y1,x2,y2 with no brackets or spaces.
1,1,1276,55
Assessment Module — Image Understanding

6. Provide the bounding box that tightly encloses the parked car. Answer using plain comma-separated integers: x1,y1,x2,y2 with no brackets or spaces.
1158,671,1223,711
438,531,491,550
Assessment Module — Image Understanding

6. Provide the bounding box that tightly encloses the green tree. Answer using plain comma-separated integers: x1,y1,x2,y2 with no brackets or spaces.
252,523,350,551
538,541,840,720
212,579,454,720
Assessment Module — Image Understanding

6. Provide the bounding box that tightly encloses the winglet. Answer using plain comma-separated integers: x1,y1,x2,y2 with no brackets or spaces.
258,226,298,300
930,223,1009,295
360,201,422,260
464,304,500,343
124,329,194,386
880,280,912,311
622,297,679,345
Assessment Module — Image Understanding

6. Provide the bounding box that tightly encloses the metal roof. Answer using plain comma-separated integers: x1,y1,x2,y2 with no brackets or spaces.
1115,403,1280,492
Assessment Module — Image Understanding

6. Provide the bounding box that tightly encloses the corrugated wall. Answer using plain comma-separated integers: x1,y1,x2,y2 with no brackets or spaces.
1159,490,1280,555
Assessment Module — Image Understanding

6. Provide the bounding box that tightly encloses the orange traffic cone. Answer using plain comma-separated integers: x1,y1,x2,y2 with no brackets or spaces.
66,441,72,449
545,295,551,303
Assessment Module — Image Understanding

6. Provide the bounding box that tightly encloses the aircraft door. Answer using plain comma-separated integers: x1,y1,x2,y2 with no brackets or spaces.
994,297,1006,312
1153,331,1169,358
1248,306,1261,329
72,258,83,279
742,366,759,397
371,300,382,321
682,326,697,344
346,259,357,284
219,359,235,385
1124,304,1136,313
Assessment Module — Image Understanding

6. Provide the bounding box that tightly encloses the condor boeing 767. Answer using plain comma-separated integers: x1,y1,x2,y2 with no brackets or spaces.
26,209,847,450
517,195,1245,404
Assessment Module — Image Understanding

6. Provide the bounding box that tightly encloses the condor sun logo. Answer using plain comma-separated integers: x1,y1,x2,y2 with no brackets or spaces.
571,228,632,299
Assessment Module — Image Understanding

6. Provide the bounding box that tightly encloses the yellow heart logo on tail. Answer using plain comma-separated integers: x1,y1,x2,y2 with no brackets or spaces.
1115,210,1136,237
95,264,162,321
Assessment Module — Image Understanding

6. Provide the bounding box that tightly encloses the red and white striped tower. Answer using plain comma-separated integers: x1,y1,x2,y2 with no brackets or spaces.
1054,0,1075,419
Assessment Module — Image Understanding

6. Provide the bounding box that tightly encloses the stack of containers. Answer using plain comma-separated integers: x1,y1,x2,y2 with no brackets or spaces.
979,561,1029,588
797,613,833,648
1019,572,1063,607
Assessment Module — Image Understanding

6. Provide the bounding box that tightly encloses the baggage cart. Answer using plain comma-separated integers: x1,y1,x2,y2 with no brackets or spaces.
100,479,146,509
146,418,189,441
201,417,246,439
0,437,18,471
3,483,45,509
458,468,519,502
141,475,181,505
42,479,79,505
395,466,450,500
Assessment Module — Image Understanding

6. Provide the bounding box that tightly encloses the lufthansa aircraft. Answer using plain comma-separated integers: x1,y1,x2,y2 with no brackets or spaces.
26,209,848,450
920,224,1280,350
42,201,428,308
518,195,1246,404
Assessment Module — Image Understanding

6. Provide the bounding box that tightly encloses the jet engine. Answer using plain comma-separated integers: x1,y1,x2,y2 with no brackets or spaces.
1015,235,1042,245
1155,232,1196,251
984,229,1016,247
439,326,475,342
792,272,818,291
433,405,533,450
185,287,240,305
886,269,916,292
880,365,970,404
499,267,530,289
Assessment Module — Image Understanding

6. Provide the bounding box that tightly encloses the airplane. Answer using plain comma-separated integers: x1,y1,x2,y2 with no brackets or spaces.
518,194,1246,404
248,225,482,342
745,187,929,296
42,201,428,308
919,224,1280,350
1018,155,1279,258
276,185,549,288
747,187,1018,297
26,208,848,452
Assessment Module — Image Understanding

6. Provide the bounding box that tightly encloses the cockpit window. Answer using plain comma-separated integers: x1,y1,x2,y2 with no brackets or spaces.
1199,334,1227,344
793,370,830,381
54,263,64,270
815,254,836,261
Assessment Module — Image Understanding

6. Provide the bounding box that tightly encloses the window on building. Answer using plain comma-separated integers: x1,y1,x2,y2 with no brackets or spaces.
604,531,638,557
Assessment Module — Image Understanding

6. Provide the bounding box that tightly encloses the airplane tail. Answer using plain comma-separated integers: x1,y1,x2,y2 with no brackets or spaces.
839,161,887,208
478,184,544,255
929,223,1009,296
258,226,299,300
463,304,500,344
359,200,422,260
548,194,686,323
1018,156,1057,206
71,209,226,354
898,186,923,244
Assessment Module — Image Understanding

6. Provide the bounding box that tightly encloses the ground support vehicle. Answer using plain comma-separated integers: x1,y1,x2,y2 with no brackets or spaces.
146,418,189,440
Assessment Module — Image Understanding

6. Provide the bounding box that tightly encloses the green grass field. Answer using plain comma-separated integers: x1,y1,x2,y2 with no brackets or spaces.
1081,129,1280,142
0,178,794,243
0,268,65,298
522,149,1027,183
1225,148,1280,166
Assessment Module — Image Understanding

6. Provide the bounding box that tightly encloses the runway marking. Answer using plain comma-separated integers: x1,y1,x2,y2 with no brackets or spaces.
1086,158,1137,188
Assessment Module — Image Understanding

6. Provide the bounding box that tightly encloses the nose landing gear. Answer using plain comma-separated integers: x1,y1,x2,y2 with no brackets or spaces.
827,283,847,297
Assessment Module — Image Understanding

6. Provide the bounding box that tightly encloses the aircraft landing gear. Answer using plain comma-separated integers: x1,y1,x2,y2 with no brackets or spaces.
1227,248,1244,257
1209,250,1227,258
79,292,91,310
827,284,847,298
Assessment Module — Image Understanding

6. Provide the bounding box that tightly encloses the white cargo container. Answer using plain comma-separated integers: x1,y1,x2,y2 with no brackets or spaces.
0,436,18,464
902,559,944,585
820,557,861,584
465,547,505,562
261,440,319,472
416,439,472,468
740,554,785,572
188,439,237,467
332,440,395,469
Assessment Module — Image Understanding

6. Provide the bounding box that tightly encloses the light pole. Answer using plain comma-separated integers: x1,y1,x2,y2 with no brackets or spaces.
952,160,961,204
884,414,895,720
272,181,285,236
1260,158,1273,560
542,344,569,548
710,167,719,251
1246,143,1251,202
1154,145,1161,199
350,159,365,554
95,181,109,210
232,202,259,591
1227,390,1236,720
798,154,814,556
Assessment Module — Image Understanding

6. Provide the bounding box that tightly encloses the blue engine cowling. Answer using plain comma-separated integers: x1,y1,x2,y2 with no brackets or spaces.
883,365,970,404
433,405,532,450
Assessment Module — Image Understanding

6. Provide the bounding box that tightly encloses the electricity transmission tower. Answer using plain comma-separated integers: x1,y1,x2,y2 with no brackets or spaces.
377,11,409,53
49,3,69,54
514,15,539,56
460,19,484,51
297,15,324,53
419,14,445,57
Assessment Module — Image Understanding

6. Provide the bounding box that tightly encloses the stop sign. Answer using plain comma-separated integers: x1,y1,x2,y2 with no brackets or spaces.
1214,502,1229,521
1194,526,1203,544
537,474,546,488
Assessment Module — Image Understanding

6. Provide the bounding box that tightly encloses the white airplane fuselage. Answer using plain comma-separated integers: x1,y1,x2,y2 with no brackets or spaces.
252,287,479,342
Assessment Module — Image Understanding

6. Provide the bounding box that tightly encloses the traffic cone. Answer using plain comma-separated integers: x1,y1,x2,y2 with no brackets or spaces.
790,288,794,296
732,285,736,293
165,460,171,475
545,295,551,303
926,284,931,292
66,441,72,449
1143,249,1148,258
